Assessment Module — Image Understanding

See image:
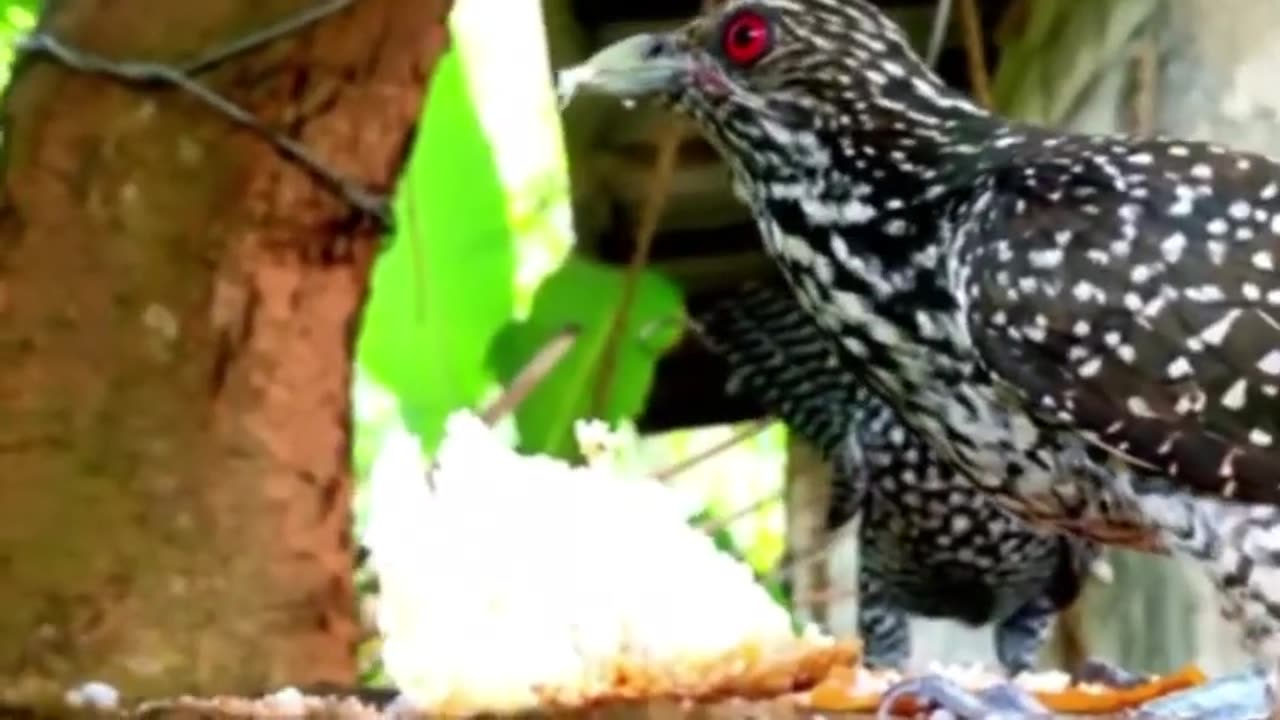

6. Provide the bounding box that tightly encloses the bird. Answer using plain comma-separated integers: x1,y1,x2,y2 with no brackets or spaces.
691,281,1099,675
561,0,1280,716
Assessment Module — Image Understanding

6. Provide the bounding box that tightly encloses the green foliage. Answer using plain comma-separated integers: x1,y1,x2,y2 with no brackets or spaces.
992,0,1159,125
356,47,516,456
0,0,36,91
490,257,684,458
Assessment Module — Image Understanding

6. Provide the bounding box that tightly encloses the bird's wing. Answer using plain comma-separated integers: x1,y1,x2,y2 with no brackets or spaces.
960,138,1280,505
692,282,871,521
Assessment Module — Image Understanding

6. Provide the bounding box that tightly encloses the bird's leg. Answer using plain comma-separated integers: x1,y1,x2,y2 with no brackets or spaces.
995,593,1146,688
993,596,1054,676
1070,657,1147,688
875,674,1051,720
16,0,392,227
857,573,911,670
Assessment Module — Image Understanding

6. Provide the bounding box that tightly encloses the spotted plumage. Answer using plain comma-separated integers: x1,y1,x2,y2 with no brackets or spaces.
694,282,1097,672
567,0,1280,686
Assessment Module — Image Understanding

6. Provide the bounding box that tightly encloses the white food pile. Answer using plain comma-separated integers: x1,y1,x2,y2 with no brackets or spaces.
364,411,837,715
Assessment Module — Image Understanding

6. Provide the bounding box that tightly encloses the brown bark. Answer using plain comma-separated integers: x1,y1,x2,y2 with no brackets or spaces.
0,0,450,704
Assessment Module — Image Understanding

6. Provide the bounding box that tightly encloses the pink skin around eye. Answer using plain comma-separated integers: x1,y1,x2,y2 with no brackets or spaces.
693,61,731,96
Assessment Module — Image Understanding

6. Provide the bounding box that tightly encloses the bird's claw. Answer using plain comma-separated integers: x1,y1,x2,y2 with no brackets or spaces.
875,674,1050,720
1072,656,1147,688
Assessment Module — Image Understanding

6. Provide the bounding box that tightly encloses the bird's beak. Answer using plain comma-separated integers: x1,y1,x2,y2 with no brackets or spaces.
557,32,692,106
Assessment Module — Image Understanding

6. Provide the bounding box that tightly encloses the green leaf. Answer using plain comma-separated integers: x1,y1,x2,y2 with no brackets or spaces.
490,257,684,458
356,47,516,454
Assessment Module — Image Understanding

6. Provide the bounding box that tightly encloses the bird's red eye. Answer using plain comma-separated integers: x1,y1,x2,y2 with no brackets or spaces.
721,11,773,67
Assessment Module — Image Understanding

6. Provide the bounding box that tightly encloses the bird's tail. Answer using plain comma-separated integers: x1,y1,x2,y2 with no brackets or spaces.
1138,491,1280,661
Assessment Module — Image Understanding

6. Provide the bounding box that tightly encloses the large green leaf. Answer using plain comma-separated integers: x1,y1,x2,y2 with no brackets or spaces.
356,47,515,454
490,257,684,458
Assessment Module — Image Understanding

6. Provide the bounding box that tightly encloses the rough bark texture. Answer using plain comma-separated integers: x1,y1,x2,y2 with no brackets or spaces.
0,0,450,704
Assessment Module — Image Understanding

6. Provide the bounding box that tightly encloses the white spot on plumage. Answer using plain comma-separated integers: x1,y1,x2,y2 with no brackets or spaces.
1199,308,1243,346
1252,429,1275,448
1127,396,1158,418
1208,240,1228,265
1130,264,1158,284
1253,250,1275,272
1028,248,1063,270
1185,284,1226,303
1160,233,1187,263
1167,356,1193,380
1169,186,1195,216
1222,378,1248,411
1078,356,1103,378
1259,350,1280,376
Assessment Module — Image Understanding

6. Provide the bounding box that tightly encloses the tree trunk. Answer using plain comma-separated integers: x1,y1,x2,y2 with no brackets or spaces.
0,0,449,704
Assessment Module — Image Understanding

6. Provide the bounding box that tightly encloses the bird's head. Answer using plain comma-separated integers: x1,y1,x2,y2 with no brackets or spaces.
561,0,993,180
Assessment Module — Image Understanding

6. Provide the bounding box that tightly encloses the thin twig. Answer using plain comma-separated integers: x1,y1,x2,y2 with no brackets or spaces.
956,0,994,109
653,420,773,482
17,0,389,225
790,586,857,610
591,0,721,415
1129,36,1159,137
590,123,682,416
695,488,782,535
764,522,856,587
925,0,955,68
481,325,581,425
428,327,578,488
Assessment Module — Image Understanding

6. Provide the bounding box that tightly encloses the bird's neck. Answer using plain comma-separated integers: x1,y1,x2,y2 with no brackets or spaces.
739,99,1023,410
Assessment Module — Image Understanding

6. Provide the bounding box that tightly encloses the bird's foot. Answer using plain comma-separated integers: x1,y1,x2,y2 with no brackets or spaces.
1071,656,1147,688
1132,666,1271,720
875,674,1050,720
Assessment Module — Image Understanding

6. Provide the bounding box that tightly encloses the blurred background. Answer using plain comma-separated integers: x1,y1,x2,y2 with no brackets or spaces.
3,0,1280,702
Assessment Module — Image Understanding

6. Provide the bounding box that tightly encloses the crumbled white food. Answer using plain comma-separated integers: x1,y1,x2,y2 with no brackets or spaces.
922,661,1003,691
555,66,638,111
262,687,306,715
556,66,594,109
573,417,620,466
1013,668,1073,693
365,412,827,715
65,681,120,710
